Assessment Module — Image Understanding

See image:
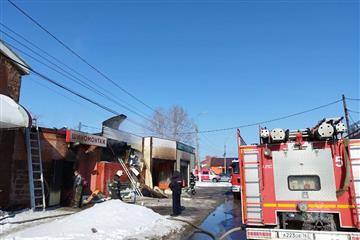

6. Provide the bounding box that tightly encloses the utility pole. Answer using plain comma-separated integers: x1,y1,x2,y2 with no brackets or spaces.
196,126,201,182
78,122,82,131
224,144,227,174
342,94,351,136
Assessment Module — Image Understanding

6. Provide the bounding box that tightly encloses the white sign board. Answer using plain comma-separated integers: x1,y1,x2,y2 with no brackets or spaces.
66,130,107,147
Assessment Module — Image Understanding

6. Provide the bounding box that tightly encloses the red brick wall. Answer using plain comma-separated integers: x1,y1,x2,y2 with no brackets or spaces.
8,130,29,209
0,55,22,102
0,129,70,209
0,130,16,209
40,131,68,162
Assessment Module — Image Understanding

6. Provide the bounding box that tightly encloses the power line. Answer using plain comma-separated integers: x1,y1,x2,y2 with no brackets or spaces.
346,97,360,101
4,54,158,135
0,34,153,122
178,99,343,134
348,109,360,114
7,0,157,113
3,40,149,121
6,0,185,137
1,24,182,139
0,24,153,119
28,80,147,135
80,124,102,131
30,76,101,112
199,132,223,152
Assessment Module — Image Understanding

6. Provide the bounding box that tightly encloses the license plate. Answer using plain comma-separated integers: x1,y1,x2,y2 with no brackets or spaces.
278,231,313,240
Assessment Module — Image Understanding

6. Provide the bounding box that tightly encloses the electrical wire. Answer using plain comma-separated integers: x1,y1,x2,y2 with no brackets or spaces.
6,1,358,139
349,114,359,128
1,38,153,123
0,25,152,119
7,0,158,113
348,109,360,114
0,22,94,81
30,76,104,114
0,31,178,138
5,1,192,134
3,54,158,135
178,99,343,134
200,133,223,153
346,97,360,101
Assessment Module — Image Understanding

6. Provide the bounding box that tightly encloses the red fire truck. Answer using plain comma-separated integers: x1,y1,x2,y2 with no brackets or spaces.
237,118,360,239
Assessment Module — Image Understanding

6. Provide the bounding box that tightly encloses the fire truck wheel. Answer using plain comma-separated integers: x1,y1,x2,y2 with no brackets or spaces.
212,178,218,183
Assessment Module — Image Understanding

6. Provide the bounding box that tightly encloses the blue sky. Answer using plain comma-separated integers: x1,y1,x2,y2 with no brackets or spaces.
1,0,359,158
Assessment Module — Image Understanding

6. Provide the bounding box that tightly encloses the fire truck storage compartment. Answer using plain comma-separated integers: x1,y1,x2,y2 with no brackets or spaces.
272,143,336,201
152,159,175,190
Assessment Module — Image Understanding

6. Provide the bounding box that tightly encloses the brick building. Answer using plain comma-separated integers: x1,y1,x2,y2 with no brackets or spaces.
0,41,196,210
0,40,31,209
0,40,30,101
202,155,237,175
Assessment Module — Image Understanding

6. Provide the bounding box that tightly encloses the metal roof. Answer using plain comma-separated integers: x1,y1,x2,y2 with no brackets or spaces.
0,40,30,75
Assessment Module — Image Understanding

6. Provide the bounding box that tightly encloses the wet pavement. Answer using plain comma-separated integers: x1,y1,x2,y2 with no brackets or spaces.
188,192,246,240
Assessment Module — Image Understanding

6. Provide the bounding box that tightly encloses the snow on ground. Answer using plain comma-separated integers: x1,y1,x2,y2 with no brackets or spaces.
3,200,184,240
1,208,73,236
195,181,231,187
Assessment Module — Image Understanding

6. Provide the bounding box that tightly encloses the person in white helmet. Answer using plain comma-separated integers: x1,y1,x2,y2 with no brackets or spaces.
108,170,123,200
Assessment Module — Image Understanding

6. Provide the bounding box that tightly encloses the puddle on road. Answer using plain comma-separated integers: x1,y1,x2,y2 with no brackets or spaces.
188,196,246,240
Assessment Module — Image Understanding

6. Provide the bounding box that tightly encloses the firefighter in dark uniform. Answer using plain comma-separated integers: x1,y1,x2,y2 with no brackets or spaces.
72,170,83,208
108,170,123,200
169,171,183,216
189,172,196,195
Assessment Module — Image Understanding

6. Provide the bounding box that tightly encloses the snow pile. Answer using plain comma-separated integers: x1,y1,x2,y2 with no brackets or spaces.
4,200,183,240
1,208,72,235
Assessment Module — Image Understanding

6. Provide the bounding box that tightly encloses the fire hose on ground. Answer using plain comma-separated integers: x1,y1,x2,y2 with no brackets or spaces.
168,217,245,240
0,212,74,225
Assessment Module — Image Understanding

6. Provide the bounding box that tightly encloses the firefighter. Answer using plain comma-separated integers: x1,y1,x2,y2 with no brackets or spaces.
169,171,183,216
108,170,123,200
72,170,83,208
128,150,139,167
189,172,196,195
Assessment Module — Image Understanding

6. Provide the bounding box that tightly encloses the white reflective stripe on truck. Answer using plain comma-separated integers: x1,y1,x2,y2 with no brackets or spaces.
246,228,360,240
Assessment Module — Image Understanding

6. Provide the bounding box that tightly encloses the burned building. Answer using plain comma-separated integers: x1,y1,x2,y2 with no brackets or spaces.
143,137,195,189
0,41,196,210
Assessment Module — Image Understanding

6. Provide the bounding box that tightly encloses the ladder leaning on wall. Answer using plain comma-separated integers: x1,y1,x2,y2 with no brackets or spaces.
25,120,46,211
117,158,143,197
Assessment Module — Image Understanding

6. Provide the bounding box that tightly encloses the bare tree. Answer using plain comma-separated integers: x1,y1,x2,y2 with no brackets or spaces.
149,105,196,146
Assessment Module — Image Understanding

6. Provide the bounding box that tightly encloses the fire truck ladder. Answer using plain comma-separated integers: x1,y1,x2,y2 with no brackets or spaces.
242,149,263,225
349,141,360,227
25,123,46,211
117,158,143,197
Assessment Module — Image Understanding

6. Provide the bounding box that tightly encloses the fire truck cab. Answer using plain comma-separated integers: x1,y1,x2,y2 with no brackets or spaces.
230,159,241,199
238,118,360,239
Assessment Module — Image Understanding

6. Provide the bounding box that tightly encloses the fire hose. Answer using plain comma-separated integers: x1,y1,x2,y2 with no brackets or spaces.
0,212,74,225
168,217,244,240
336,139,351,198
